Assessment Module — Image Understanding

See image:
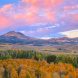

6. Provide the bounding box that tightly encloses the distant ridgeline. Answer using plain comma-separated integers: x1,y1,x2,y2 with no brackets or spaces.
0,31,78,45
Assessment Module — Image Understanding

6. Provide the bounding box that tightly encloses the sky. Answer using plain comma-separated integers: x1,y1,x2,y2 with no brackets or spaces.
0,0,78,39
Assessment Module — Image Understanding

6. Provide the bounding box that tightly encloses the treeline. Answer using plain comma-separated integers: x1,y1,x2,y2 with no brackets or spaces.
0,50,78,68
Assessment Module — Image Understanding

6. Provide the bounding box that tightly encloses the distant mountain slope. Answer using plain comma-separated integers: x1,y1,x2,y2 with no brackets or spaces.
1,31,27,39
0,31,78,45
0,31,35,44
49,37,78,42
0,31,47,45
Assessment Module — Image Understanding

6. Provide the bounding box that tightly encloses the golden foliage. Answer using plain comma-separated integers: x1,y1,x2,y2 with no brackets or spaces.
0,59,77,78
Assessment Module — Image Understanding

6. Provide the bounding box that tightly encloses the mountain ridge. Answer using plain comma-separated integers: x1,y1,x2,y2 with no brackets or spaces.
0,31,78,45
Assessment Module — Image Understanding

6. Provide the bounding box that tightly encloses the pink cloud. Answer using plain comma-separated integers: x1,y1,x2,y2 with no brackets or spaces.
21,0,63,8
64,5,78,11
0,4,14,30
14,12,37,25
0,0,64,30
0,15,12,30
64,14,78,21
44,0,63,8
45,12,56,23
0,4,13,14
71,14,78,21
22,0,37,5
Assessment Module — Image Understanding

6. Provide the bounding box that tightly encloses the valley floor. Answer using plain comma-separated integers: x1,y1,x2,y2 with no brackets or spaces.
0,44,78,54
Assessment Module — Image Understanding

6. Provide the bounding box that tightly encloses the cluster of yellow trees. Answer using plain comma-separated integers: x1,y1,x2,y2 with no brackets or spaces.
0,59,78,78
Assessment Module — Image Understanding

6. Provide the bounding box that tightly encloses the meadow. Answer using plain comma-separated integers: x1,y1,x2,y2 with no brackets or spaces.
0,44,78,78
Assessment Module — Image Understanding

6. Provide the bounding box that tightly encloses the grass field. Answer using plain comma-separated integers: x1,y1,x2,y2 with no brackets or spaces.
0,44,78,54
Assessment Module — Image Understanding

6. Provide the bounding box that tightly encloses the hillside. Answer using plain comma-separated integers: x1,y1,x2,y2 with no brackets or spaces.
0,31,78,45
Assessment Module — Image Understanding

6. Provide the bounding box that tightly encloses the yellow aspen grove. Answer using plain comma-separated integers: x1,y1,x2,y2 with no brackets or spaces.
0,59,78,78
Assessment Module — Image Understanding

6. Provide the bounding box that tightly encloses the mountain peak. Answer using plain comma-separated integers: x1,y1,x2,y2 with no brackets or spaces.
2,31,26,39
